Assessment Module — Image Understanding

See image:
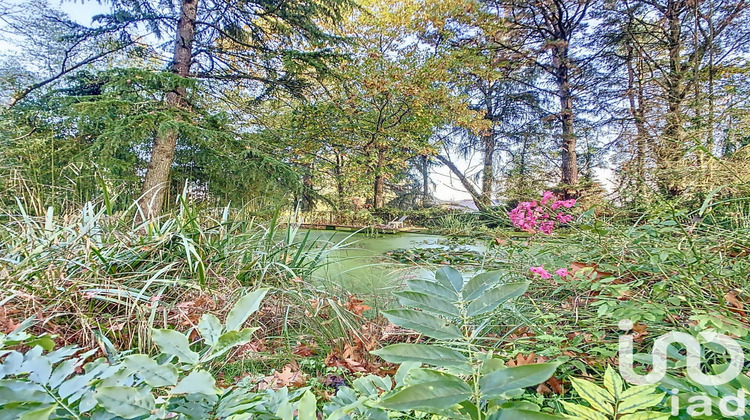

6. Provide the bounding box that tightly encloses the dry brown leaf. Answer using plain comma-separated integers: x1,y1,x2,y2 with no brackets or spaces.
726,290,746,317
343,295,371,317
507,352,537,367
258,363,307,390
546,376,565,395
293,342,318,357
537,383,553,394
633,322,648,342
570,262,613,280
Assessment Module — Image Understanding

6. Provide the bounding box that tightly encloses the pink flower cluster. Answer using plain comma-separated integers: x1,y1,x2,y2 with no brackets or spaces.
529,266,569,279
508,191,576,235
551,199,576,210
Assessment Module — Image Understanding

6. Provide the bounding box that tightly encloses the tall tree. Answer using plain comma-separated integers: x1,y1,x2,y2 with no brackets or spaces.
493,0,598,192
6,0,353,219
602,0,750,196
275,0,463,210
414,0,544,209
136,0,198,220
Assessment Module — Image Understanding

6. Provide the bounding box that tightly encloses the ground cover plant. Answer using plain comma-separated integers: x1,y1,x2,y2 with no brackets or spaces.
3,190,749,419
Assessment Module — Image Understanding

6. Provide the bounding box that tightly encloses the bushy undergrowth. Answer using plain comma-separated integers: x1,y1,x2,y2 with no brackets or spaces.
1,267,566,420
0,197,359,352
515,197,750,331
3,191,750,419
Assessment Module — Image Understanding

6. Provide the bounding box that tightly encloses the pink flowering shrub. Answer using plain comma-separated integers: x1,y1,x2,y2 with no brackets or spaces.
508,191,576,235
529,265,570,280
529,265,552,279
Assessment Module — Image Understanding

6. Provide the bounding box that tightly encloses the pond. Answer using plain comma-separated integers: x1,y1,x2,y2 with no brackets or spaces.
307,230,488,307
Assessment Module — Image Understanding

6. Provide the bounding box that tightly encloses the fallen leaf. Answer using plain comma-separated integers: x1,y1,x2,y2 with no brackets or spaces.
570,262,613,280
293,342,318,357
343,295,371,317
726,290,746,317
258,363,307,390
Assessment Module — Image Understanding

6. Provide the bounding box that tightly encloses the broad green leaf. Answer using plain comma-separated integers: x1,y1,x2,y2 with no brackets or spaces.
225,288,269,331
618,387,665,414
395,362,421,387
603,366,624,400
462,270,505,301
561,401,609,420
380,370,471,411
18,404,57,420
435,266,464,292
151,329,199,364
482,358,507,374
495,401,543,411
480,363,559,398
25,356,52,385
393,291,460,317
570,377,614,415
49,358,78,388
25,336,55,352
45,346,79,365
123,354,178,387
1,351,23,376
371,343,467,366
353,375,393,395
204,328,258,362
99,365,136,388
170,370,220,395
95,386,155,419
297,390,317,420
619,412,670,420
406,279,458,301
0,379,53,404
197,313,223,346
5,317,35,342
382,309,462,340
57,364,108,400
457,400,480,419
79,391,98,413
619,384,659,400
466,282,529,317
404,367,465,386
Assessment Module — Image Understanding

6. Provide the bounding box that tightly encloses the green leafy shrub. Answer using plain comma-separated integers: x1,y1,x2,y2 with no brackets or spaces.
561,367,667,420
354,266,562,419
0,287,321,420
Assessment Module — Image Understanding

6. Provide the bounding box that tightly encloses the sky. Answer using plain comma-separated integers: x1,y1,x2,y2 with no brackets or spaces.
4,1,615,203
50,0,109,24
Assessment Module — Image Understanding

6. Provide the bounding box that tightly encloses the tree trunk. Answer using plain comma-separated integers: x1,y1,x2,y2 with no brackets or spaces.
335,152,345,208
626,42,649,198
480,132,495,208
373,147,386,209
421,155,430,207
137,0,198,221
300,163,314,212
555,44,578,189
435,154,488,212
659,2,687,195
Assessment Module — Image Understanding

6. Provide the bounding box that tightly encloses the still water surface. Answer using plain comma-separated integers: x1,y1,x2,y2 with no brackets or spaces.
307,231,486,302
